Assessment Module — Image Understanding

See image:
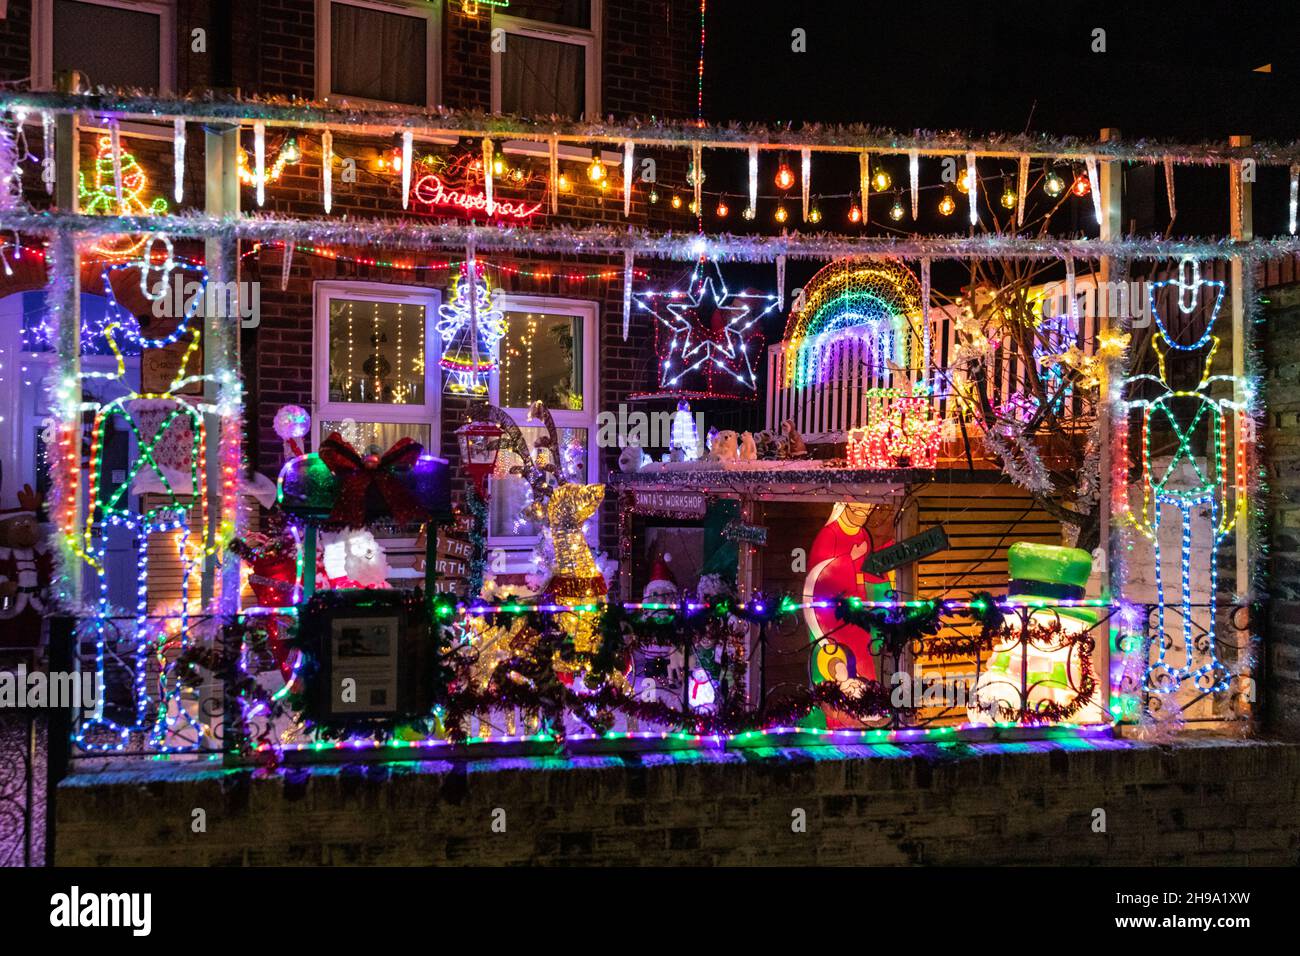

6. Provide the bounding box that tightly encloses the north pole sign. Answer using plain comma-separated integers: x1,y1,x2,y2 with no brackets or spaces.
861,525,949,576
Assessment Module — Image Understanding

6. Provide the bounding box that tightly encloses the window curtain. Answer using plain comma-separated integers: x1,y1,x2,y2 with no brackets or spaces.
331,2,426,104
500,34,584,119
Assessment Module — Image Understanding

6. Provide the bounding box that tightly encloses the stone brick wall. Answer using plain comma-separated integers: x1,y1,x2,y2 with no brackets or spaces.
54,738,1300,865
1264,282,1300,735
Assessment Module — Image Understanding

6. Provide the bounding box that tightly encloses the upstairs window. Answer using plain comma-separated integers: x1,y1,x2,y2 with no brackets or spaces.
33,0,175,92
316,0,438,107
493,1,600,120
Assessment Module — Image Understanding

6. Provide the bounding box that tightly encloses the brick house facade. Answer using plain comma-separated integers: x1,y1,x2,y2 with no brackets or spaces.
0,0,702,562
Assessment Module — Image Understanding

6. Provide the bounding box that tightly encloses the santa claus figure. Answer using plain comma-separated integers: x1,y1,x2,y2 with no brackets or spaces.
0,485,54,654
803,501,895,727
634,553,684,700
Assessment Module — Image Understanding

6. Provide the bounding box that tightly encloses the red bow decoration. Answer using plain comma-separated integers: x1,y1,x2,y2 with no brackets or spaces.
318,432,430,528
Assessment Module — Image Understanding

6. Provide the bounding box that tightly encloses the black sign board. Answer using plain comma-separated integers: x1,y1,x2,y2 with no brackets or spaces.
862,525,949,576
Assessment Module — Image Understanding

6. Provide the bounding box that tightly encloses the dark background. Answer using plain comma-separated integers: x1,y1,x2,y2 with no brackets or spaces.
694,0,1299,304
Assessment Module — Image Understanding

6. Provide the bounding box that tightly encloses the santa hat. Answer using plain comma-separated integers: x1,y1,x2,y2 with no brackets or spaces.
644,553,677,593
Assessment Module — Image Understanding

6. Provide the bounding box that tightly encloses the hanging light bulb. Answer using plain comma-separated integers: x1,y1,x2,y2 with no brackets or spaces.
774,156,795,191
872,168,891,192
807,205,822,224
1071,171,1092,197
648,187,660,204
715,197,730,218
493,156,506,176
688,199,699,214
742,205,756,221
587,151,607,182
774,204,789,224
510,166,524,183
848,203,863,224
1044,168,1066,197
955,168,974,194
938,192,957,216
671,192,683,209
1000,181,1017,209
889,195,906,221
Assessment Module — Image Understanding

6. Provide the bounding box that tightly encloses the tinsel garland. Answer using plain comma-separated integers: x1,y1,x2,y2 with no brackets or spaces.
7,89,1300,165
3,210,1300,263
834,596,943,657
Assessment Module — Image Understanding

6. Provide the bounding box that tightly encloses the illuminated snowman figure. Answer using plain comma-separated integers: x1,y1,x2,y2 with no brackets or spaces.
968,543,1103,725
1126,257,1242,695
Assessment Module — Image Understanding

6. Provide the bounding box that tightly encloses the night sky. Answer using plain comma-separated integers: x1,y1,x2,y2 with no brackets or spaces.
696,0,1298,302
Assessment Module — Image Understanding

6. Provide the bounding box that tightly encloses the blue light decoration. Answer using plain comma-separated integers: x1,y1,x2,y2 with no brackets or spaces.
1123,257,1244,696
437,261,505,396
634,258,776,399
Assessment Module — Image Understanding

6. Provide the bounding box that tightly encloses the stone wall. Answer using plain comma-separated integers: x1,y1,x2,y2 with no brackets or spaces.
1265,282,1300,734
54,737,1300,866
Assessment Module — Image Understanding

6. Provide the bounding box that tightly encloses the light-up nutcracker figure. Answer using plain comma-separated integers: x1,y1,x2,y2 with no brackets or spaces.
1126,257,1242,694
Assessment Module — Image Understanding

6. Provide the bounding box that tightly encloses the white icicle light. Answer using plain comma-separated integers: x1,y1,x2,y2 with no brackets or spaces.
909,149,919,220
748,146,758,213
623,140,634,217
776,254,786,311
1085,155,1103,225
321,130,333,213
482,137,494,214
549,137,559,214
1165,156,1177,222
254,121,266,207
1290,164,1299,236
800,148,811,221
109,120,123,211
622,250,634,340
1016,154,1029,226
42,111,54,195
401,130,413,209
966,151,977,226
692,142,703,214
173,119,185,203
859,151,869,224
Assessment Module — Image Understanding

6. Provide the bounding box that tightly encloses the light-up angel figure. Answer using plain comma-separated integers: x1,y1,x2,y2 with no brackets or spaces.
437,262,505,396
1124,257,1245,695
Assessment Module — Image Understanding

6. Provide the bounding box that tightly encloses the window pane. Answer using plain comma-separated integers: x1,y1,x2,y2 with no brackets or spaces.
499,311,583,410
319,420,431,454
500,34,584,119
54,0,161,90
326,298,427,406
330,2,426,105
509,0,591,28
489,426,588,538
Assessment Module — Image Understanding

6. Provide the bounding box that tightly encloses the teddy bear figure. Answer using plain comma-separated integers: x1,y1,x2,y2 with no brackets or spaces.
0,485,53,652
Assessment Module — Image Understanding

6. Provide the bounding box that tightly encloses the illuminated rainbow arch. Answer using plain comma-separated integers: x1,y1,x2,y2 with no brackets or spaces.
782,259,923,388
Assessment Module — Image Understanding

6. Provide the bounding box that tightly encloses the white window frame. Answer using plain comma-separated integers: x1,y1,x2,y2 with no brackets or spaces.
31,0,175,93
312,280,442,453
491,1,601,120
315,0,440,108
487,294,599,556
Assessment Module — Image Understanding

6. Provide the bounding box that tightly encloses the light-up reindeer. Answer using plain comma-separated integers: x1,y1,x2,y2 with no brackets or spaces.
1125,257,1245,695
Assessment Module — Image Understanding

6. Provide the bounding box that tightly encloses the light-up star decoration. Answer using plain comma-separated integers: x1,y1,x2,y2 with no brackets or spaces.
634,259,776,399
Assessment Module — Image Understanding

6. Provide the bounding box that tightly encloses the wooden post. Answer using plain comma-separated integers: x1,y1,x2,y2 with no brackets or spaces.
50,104,81,605
1096,128,1123,719
203,124,241,610
1229,135,1252,605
